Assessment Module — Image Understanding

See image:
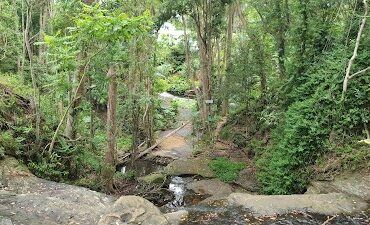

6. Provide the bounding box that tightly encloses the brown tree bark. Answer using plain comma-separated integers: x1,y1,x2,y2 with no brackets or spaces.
102,65,118,193
192,1,214,130
181,14,203,119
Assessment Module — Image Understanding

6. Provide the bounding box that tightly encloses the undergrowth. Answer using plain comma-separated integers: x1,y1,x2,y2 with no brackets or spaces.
209,157,245,183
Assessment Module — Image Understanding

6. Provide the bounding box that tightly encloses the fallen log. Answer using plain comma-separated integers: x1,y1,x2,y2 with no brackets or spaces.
135,121,190,160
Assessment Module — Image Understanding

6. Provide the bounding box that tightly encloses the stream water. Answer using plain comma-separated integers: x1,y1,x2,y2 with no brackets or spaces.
118,92,370,224
163,176,369,224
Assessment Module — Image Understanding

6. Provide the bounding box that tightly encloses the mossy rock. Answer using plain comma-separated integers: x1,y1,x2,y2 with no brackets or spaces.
138,172,166,184
164,158,215,178
0,156,30,174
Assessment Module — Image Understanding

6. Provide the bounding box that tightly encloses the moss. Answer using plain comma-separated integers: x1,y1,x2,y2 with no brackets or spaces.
138,172,166,184
209,157,246,183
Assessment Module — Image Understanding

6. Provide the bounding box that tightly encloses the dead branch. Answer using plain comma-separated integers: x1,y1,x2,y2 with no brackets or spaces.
321,215,337,225
349,65,370,80
134,121,190,160
342,0,369,96
214,116,228,140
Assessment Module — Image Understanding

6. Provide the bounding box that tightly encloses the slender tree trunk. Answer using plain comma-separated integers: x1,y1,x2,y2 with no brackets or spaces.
64,52,87,140
103,65,118,193
222,3,235,116
20,0,26,76
193,1,214,131
343,0,369,96
182,14,203,119
251,33,267,104
275,0,286,79
24,4,41,147
298,0,308,75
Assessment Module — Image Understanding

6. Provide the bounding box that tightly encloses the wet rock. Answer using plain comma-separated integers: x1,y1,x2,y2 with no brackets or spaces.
306,172,370,201
234,168,260,192
164,158,215,178
187,179,232,201
164,210,188,225
228,193,368,216
98,196,170,225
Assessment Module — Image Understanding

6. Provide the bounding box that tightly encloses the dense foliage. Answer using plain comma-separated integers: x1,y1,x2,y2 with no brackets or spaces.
209,157,246,183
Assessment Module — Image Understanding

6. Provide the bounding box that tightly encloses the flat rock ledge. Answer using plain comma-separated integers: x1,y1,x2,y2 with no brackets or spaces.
99,196,170,225
306,172,370,202
228,193,368,216
0,157,187,225
164,158,215,178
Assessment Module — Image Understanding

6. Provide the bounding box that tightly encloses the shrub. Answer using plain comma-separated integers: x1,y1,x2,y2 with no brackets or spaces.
209,157,246,183
167,75,191,96
257,48,370,194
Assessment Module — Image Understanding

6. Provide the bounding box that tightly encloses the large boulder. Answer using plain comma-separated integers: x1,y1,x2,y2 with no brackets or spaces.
187,179,232,202
306,172,370,201
228,193,368,216
164,158,215,178
0,157,115,225
138,172,166,184
98,196,170,225
164,210,188,225
234,168,260,192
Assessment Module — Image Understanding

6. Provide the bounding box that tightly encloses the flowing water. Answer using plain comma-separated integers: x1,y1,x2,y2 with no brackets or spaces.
162,177,370,225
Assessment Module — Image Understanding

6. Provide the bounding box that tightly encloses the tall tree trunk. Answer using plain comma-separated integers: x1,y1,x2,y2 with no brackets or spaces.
192,1,214,131
24,3,41,147
182,14,203,119
275,0,286,79
38,2,47,62
64,52,87,140
222,3,235,116
103,65,118,193
251,33,267,104
298,0,308,75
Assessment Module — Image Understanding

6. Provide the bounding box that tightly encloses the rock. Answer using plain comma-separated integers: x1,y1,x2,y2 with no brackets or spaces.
306,172,370,201
138,172,166,184
0,156,32,176
187,179,232,201
228,193,368,216
164,158,215,178
234,168,260,192
0,217,13,225
0,157,115,225
98,196,170,225
164,210,188,225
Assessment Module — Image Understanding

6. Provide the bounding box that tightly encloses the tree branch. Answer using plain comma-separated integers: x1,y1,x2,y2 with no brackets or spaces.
349,65,370,79
342,0,369,96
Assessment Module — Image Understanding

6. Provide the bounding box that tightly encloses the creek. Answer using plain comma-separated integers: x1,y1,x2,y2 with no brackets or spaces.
117,92,370,224
117,161,369,225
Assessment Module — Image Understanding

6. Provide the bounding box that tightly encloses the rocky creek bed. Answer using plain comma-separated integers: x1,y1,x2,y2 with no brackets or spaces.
1,155,370,225
1,92,369,224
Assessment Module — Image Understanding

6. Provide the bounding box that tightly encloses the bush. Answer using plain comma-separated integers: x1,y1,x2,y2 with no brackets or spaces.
0,131,23,157
167,75,191,96
209,157,246,183
155,99,179,130
257,48,370,194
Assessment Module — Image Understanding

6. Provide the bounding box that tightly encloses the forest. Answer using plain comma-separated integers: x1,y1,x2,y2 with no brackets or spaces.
0,0,370,224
